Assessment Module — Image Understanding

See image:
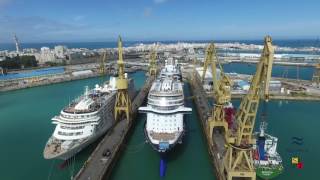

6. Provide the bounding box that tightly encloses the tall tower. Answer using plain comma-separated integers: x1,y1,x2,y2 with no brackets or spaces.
13,34,21,53
312,64,320,88
99,51,107,76
114,36,131,122
149,46,157,76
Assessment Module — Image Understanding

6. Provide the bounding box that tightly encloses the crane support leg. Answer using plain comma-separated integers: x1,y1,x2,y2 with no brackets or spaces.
223,145,256,180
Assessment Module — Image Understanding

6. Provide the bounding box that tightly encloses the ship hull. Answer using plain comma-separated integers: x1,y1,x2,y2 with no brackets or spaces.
256,165,283,180
45,114,114,160
44,79,135,160
253,132,284,180
144,119,185,154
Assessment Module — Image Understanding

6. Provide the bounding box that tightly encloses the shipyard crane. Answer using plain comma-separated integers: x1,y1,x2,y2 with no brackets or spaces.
114,36,132,122
201,43,233,141
223,36,274,180
13,33,21,53
99,51,107,76
312,63,320,88
149,46,157,76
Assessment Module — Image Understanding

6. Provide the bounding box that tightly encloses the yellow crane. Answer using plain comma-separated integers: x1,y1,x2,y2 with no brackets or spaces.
191,56,197,81
201,43,232,141
149,47,157,76
114,36,131,122
312,63,320,88
223,36,274,180
99,51,107,76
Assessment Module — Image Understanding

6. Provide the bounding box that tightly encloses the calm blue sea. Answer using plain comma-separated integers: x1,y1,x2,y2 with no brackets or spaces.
1,39,320,51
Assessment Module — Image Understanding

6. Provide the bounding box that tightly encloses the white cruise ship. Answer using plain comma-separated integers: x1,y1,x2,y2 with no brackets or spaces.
43,76,135,160
139,59,191,153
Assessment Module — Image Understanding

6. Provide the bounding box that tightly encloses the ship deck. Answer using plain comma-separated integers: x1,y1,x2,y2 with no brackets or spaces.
149,131,176,141
63,92,112,114
44,140,62,158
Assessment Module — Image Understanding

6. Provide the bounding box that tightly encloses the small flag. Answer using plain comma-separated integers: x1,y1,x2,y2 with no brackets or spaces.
297,162,304,169
291,157,299,164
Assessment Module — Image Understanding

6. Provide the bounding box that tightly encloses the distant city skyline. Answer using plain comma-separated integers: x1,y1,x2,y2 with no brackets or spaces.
0,0,320,43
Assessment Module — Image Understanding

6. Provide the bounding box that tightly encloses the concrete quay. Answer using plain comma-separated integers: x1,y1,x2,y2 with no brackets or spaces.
74,76,155,180
224,58,316,67
188,72,226,180
0,61,148,92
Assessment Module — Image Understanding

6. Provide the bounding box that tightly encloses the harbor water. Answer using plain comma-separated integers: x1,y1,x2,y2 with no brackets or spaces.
0,67,319,180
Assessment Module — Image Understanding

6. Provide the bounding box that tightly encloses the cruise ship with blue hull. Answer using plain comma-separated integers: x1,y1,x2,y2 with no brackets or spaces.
139,59,191,154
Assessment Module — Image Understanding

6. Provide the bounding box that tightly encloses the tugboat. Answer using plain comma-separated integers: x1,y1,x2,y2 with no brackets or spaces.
253,122,284,179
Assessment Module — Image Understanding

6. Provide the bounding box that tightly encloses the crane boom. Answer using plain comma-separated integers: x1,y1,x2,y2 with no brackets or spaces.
223,36,274,180
114,36,131,122
202,44,218,92
99,51,107,75
235,36,274,146
202,43,232,142
117,37,125,80
149,46,157,76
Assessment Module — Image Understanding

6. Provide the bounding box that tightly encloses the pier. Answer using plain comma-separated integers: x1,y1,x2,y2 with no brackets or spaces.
74,76,155,180
224,58,316,67
0,62,147,92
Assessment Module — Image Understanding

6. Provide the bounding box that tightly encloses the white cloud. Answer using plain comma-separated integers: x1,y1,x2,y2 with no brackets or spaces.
0,15,120,42
0,16,84,42
154,0,169,4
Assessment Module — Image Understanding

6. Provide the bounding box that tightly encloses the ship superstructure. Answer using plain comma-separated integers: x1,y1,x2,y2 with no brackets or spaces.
139,59,191,153
159,58,182,80
44,76,134,160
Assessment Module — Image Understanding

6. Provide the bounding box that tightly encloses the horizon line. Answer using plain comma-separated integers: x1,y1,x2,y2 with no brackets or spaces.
0,37,320,45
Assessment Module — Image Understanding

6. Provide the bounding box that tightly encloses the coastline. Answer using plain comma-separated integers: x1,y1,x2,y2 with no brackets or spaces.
0,61,146,93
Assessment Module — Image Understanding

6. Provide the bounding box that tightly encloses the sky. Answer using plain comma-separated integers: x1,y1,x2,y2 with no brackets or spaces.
0,0,320,43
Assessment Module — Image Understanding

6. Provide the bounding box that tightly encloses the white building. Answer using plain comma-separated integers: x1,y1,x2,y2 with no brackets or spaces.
0,56,5,61
196,66,221,91
54,45,67,59
36,47,57,64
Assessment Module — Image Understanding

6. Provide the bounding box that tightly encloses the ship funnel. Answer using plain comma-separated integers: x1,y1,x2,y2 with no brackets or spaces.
259,121,267,137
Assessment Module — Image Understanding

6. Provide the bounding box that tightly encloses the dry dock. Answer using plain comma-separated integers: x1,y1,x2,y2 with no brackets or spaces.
74,76,155,180
188,72,226,180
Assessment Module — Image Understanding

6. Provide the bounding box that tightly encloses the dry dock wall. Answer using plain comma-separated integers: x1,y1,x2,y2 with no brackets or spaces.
188,73,226,180
74,76,155,180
